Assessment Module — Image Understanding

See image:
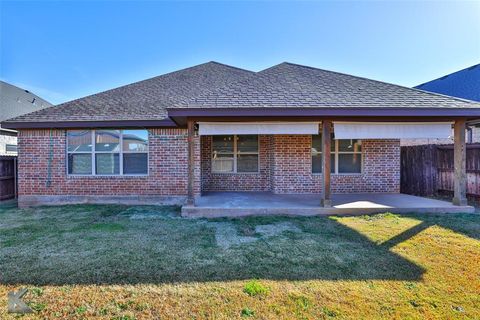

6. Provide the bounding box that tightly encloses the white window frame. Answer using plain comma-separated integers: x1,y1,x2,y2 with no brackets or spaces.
312,136,363,175
67,129,149,176
211,135,260,174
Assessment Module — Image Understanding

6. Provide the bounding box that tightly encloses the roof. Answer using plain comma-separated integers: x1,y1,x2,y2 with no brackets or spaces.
0,81,52,130
3,61,480,129
4,62,254,124
175,62,480,109
415,64,480,102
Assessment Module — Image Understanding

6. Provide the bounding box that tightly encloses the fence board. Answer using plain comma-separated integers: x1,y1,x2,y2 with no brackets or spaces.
0,156,16,200
401,144,480,197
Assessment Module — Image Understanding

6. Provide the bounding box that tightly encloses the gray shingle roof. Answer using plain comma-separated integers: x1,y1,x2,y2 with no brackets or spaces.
5,62,254,123
176,62,480,109
5,61,480,127
0,81,53,125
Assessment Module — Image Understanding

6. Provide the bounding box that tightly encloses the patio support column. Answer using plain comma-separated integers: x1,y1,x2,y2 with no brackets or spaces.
453,119,467,206
321,120,332,207
187,119,195,206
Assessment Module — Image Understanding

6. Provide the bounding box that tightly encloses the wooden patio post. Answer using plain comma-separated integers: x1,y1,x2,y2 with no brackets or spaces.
453,119,467,206
187,119,195,206
321,120,332,207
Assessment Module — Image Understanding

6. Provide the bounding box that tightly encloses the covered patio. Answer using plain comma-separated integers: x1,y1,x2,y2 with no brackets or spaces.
165,62,480,218
178,118,474,217
181,192,474,217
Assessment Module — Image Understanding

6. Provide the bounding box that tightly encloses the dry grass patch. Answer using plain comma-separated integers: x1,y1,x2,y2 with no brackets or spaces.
0,203,479,319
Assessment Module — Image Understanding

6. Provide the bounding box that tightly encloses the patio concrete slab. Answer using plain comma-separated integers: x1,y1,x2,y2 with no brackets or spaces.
181,192,475,218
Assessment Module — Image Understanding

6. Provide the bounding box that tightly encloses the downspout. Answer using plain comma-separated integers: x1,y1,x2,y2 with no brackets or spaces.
46,129,54,188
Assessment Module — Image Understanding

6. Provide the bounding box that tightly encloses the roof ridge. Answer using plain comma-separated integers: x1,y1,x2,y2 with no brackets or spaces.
178,61,310,108
277,62,479,105
172,67,260,108
415,63,480,88
207,61,256,74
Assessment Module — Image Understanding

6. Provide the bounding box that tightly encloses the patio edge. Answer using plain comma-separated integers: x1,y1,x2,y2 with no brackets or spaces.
181,205,475,218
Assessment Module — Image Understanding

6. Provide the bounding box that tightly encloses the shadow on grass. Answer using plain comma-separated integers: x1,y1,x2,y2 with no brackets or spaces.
390,212,480,244
1,205,477,286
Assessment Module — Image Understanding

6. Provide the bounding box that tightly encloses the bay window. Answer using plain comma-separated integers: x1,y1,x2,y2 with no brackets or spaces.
312,135,362,174
67,129,148,175
212,135,259,173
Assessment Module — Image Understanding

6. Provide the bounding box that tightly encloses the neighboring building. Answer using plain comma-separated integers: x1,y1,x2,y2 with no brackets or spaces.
2,61,480,213
403,64,480,145
416,64,480,101
0,81,52,155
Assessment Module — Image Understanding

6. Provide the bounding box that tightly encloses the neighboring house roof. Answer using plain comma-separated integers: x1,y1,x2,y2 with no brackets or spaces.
0,81,52,130
176,62,478,109
5,62,254,124
3,61,480,129
415,64,480,102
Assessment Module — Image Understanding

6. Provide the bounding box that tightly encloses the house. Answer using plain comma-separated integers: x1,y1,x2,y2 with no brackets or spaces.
0,81,53,155
403,64,480,145
2,62,480,216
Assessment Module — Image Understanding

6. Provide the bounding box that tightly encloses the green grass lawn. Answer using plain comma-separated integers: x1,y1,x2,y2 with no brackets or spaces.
0,202,479,319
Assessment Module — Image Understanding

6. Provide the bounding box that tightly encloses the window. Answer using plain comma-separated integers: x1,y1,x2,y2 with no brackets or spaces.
212,135,259,173
5,144,17,153
312,135,362,174
67,130,92,174
95,130,120,175
122,130,148,174
67,129,148,175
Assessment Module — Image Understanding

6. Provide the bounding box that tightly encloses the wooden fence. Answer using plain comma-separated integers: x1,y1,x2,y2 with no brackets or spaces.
0,156,17,201
401,144,480,198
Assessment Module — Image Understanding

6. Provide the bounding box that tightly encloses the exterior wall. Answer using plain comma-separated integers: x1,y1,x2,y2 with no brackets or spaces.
0,131,17,156
202,135,400,194
201,135,272,192
271,136,400,194
18,129,400,206
17,129,194,206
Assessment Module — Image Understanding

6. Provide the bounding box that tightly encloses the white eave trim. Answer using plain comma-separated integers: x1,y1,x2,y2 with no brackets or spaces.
198,122,320,135
333,122,453,139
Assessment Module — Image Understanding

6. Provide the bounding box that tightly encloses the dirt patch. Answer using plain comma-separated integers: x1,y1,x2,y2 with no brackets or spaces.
255,222,301,237
212,221,302,249
127,206,181,220
211,222,257,249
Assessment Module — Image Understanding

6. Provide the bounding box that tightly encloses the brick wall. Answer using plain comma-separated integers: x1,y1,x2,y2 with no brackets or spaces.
17,129,400,204
17,129,193,198
272,136,400,193
201,135,272,192
202,135,400,194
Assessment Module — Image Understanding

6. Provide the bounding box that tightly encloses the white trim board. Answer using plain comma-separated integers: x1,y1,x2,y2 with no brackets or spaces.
333,122,453,139
198,122,319,135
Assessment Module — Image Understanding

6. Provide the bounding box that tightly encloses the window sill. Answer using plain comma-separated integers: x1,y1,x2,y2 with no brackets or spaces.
67,174,149,178
312,173,363,176
211,172,260,175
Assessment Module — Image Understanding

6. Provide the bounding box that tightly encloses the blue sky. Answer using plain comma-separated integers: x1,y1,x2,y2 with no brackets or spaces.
1,1,479,105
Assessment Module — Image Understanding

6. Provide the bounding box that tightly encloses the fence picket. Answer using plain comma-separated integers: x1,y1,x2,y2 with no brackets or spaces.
0,156,16,200
401,144,480,197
